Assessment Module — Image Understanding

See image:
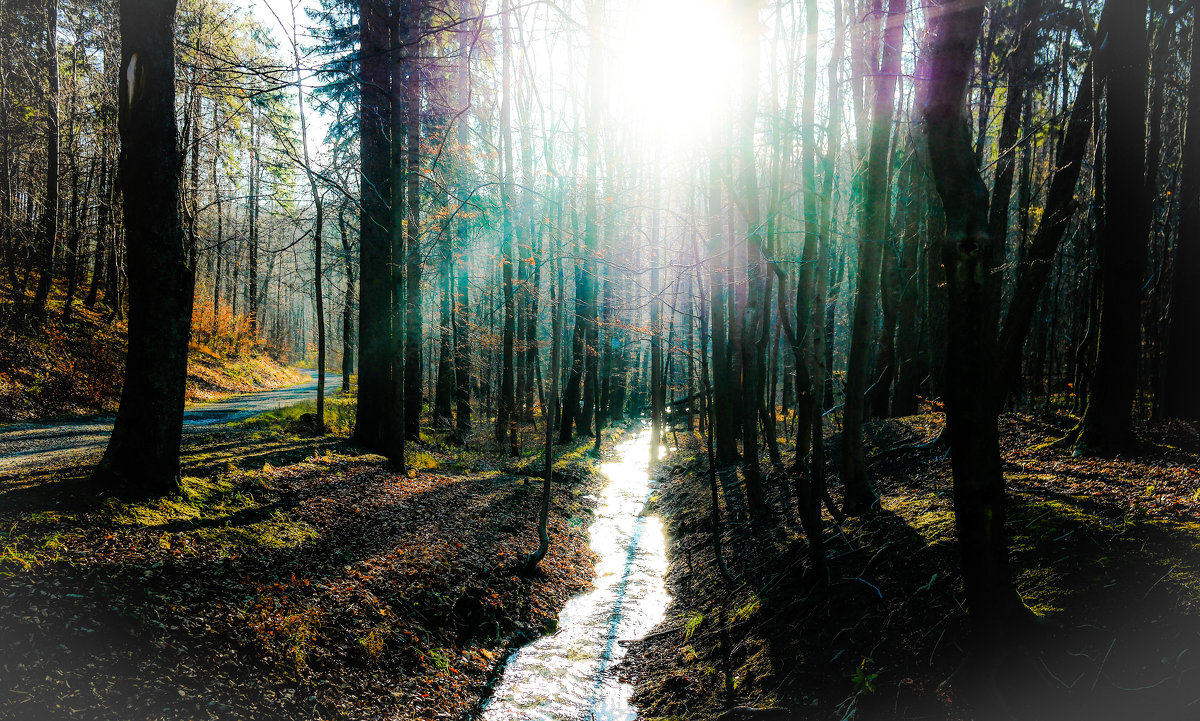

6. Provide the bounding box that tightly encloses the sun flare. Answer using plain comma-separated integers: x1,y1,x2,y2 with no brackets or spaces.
608,0,736,149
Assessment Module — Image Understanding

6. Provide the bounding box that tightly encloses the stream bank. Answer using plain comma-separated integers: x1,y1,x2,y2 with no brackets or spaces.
479,427,670,721
0,417,621,720
622,416,1200,720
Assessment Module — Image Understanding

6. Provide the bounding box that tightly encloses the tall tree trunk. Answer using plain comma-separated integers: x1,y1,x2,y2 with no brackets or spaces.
496,0,517,453
403,6,422,440
61,157,90,323
340,204,355,393
32,0,59,316
85,152,109,309
433,198,455,429
522,227,563,572
792,0,833,583
986,0,1041,314
709,156,738,467
735,0,769,517
694,233,732,582
0,6,9,295
891,148,922,417
921,0,1036,643
559,2,602,444
451,30,473,440
210,99,222,312
185,77,200,268
247,112,259,336
1076,0,1149,454
290,6,325,434
454,239,472,439
1165,11,1200,421
559,265,587,442
841,0,905,514
650,239,663,463
354,0,392,452
385,0,410,466
869,206,902,418
93,0,193,497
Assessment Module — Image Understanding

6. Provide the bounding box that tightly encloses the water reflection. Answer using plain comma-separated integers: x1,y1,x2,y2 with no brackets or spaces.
481,430,670,721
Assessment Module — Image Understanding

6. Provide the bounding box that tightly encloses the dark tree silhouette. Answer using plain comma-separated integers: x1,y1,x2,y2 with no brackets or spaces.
92,0,193,497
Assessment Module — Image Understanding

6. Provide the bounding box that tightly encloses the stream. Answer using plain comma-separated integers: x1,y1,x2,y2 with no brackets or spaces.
480,429,670,721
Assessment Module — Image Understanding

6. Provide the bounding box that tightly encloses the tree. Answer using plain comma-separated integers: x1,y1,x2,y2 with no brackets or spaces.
281,0,327,434
354,0,392,453
92,0,193,497
495,0,516,452
922,0,1102,644
922,0,1031,648
402,0,423,442
522,225,563,572
1165,11,1200,421
339,201,356,393
30,0,58,317
1074,0,1149,454
840,0,906,514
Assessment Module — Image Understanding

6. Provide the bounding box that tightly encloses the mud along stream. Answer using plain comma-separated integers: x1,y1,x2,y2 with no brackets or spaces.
480,429,670,721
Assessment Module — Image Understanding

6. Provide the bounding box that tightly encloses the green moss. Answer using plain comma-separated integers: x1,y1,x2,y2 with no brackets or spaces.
93,471,316,552
1017,567,1066,616
882,494,955,546
104,476,246,527
196,512,317,550
407,450,440,470
0,528,66,576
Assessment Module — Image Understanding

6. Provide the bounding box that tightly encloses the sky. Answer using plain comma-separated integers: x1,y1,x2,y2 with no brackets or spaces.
250,0,332,159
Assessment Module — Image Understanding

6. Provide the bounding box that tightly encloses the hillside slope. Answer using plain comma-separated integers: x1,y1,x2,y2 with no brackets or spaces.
0,296,304,424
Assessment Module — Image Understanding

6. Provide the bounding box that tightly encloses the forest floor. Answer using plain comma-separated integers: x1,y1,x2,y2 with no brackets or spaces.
0,393,622,720
624,409,1200,720
0,286,303,423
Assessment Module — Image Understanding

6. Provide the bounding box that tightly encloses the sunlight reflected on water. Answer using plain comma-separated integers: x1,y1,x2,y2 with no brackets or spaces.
480,429,670,721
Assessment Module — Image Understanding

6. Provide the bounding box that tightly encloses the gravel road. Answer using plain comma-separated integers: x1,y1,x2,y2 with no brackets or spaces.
0,369,342,476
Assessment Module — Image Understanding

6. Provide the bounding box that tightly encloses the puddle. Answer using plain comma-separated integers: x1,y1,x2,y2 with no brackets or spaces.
480,429,670,721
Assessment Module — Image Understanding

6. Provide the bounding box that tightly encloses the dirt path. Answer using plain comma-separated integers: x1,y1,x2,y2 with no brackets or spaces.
0,370,340,476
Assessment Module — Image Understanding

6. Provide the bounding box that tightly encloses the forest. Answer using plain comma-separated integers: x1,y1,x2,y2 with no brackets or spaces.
1,0,1199,718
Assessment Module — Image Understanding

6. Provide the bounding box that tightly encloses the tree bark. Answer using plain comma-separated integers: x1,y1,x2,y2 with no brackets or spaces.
496,0,517,453
1165,11,1200,421
433,196,455,429
354,0,392,452
385,0,410,467
892,143,923,416
922,0,1034,642
841,0,905,514
290,6,325,434
31,0,59,317
93,0,192,497
1076,0,1149,454
247,112,259,336
339,204,355,393
403,6,423,441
